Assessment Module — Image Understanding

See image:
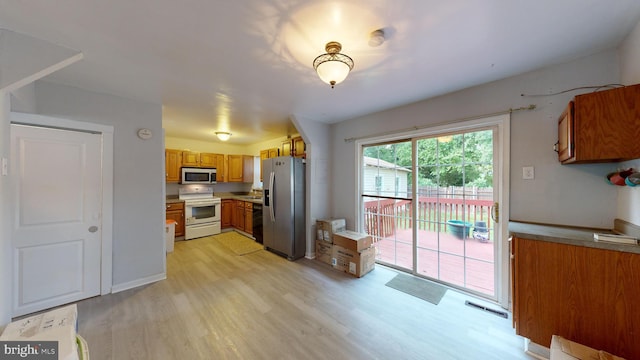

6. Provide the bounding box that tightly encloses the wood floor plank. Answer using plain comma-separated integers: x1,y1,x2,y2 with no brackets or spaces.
75,234,535,359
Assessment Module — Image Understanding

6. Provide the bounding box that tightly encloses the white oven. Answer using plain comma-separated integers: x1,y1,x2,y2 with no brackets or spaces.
179,185,221,240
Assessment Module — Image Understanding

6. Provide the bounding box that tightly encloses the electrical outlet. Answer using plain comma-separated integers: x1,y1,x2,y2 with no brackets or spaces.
522,166,534,180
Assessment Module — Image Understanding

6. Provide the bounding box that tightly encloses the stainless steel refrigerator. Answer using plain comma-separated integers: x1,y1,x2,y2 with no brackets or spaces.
263,156,305,260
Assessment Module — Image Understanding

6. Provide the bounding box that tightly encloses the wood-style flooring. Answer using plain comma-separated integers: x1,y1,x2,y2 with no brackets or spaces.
76,234,536,359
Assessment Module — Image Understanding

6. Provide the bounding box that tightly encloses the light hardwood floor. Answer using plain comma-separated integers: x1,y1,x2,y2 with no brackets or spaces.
76,235,536,359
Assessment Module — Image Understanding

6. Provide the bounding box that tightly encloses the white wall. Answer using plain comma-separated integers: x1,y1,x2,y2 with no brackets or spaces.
617,18,640,226
33,80,166,289
292,115,331,258
331,50,622,230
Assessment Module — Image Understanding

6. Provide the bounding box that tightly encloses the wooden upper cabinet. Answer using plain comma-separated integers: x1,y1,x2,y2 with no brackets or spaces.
281,140,292,157
181,151,200,167
281,136,305,158
557,84,640,164
260,147,279,181
292,136,305,158
228,155,254,182
199,153,217,167
165,149,182,183
214,154,225,182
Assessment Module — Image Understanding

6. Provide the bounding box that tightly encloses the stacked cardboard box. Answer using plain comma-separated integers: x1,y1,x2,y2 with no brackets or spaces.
316,218,346,243
315,219,346,265
331,230,375,278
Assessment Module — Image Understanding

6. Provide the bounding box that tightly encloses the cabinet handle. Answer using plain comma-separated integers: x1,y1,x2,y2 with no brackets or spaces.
491,202,499,223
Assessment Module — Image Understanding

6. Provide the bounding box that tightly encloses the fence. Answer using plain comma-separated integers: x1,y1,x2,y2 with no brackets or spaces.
363,187,494,239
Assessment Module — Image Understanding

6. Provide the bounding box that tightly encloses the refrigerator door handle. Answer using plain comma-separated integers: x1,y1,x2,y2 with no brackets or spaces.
269,170,275,222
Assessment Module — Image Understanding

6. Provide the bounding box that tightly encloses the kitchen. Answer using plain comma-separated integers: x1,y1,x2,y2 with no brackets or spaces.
1,2,640,359
164,134,306,252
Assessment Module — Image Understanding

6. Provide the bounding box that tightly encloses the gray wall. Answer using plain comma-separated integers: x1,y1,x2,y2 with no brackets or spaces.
330,49,624,230
32,80,166,288
617,19,640,226
291,115,331,257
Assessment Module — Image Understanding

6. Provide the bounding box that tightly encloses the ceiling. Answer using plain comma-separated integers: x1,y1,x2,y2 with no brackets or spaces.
1,1,640,145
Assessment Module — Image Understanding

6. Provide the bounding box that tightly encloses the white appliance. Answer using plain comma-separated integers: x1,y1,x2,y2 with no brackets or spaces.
263,156,305,260
179,185,221,240
181,167,217,184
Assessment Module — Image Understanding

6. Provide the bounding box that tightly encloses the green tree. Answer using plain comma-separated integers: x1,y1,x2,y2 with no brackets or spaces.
363,129,493,188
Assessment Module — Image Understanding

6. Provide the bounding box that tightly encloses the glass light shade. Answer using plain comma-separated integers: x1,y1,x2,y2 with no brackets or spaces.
316,59,351,87
216,132,231,141
313,42,354,88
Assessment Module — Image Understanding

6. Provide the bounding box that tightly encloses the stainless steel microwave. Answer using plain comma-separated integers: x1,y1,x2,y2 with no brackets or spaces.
181,167,217,184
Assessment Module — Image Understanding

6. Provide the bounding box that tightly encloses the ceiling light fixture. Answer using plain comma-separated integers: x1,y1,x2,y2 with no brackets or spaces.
215,131,232,141
313,41,354,88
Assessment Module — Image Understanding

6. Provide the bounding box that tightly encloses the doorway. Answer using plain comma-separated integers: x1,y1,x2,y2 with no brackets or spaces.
10,112,113,316
358,115,509,305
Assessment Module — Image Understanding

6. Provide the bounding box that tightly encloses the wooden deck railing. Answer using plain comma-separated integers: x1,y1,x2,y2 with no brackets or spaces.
363,197,494,239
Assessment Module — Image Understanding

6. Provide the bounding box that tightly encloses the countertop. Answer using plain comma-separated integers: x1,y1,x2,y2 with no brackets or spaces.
165,196,183,204
165,193,263,204
509,221,640,254
218,193,263,204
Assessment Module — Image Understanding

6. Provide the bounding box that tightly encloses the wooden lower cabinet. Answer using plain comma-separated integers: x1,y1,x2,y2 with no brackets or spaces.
244,202,253,235
165,202,185,238
221,199,233,229
512,237,640,359
234,200,245,230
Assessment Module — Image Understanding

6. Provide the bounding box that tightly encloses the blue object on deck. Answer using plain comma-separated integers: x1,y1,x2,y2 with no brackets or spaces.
447,220,472,239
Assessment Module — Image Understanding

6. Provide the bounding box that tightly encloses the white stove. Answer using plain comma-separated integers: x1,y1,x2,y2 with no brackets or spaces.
178,185,221,240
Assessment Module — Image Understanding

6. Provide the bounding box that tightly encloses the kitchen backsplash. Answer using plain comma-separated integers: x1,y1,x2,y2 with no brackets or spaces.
166,182,254,197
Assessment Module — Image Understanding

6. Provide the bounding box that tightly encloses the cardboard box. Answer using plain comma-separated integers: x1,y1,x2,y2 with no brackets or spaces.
550,335,625,360
315,240,333,265
331,245,376,278
333,230,373,252
316,219,346,243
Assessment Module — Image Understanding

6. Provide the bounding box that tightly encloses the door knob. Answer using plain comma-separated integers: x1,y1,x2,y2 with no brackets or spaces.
88,226,99,233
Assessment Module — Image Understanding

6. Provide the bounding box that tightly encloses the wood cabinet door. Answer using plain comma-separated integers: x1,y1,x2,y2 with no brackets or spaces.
182,151,200,167
513,237,640,359
215,154,225,182
245,202,253,235
242,155,254,183
166,202,185,237
199,153,217,167
235,201,246,230
165,149,182,182
260,150,269,181
557,102,574,163
228,155,243,182
268,148,279,158
292,136,305,158
221,199,233,228
281,140,292,157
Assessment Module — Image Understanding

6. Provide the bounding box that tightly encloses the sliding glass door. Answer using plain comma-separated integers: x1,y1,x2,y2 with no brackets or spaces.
361,141,413,270
359,119,505,301
414,130,496,297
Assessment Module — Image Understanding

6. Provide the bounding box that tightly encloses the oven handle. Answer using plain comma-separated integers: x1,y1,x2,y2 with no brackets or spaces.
269,171,275,222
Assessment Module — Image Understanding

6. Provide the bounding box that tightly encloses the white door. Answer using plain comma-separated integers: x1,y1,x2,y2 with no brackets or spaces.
11,124,103,317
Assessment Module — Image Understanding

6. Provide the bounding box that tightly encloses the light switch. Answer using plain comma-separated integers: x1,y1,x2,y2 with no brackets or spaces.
1,157,7,176
522,166,534,180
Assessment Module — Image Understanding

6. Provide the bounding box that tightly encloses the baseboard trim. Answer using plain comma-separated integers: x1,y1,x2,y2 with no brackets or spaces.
111,272,166,293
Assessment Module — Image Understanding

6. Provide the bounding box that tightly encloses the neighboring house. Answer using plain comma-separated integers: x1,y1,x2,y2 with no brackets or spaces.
362,156,411,197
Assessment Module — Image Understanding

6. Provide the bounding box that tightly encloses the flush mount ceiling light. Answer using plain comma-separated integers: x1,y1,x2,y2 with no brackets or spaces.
313,41,354,88
215,131,232,141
